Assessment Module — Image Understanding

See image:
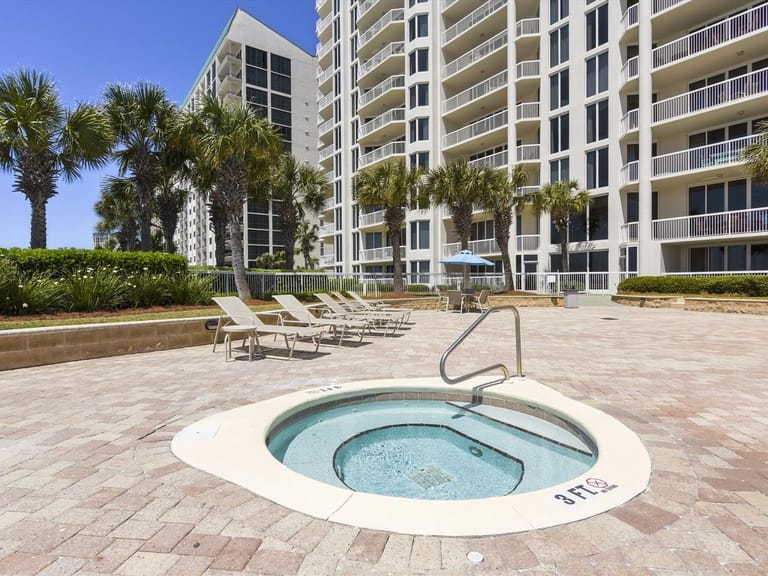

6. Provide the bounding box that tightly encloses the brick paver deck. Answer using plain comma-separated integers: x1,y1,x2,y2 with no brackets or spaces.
0,305,766,575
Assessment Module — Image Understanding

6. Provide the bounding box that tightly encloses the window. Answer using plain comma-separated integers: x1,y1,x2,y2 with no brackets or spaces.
550,0,568,24
550,114,569,153
410,221,430,249
271,93,291,111
409,83,429,108
586,99,608,143
586,3,608,51
550,69,569,110
270,54,291,75
409,117,429,142
245,66,267,88
550,25,569,67
271,109,292,127
586,147,609,188
245,46,267,68
409,49,429,74
626,191,659,222
409,151,430,170
410,261,430,283
409,14,428,40
471,220,495,241
550,158,569,183
586,52,608,96
271,73,291,94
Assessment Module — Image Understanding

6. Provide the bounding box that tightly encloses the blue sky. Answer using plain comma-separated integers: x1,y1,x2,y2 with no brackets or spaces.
0,0,317,249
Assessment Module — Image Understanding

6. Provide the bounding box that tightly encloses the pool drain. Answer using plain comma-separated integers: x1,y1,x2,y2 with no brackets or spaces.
467,551,484,563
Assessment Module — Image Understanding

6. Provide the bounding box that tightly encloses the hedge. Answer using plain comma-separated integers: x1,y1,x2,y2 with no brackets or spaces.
618,275,768,297
0,248,187,276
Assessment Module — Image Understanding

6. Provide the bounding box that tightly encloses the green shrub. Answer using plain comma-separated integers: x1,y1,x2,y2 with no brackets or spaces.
168,273,215,305
59,268,126,311
0,258,63,314
124,272,172,308
618,275,768,297
0,248,187,277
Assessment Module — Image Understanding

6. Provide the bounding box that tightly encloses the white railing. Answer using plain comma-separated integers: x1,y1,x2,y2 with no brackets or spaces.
443,70,507,113
516,185,540,196
652,206,768,241
317,39,333,60
316,12,333,35
323,197,335,212
621,109,639,136
443,109,507,148
516,144,540,162
516,18,540,38
318,224,335,237
516,60,540,79
516,235,540,252
443,238,499,257
359,42,405,78
621,4,639,33
359,108,405,139
360,246,406,262
442,0,461,11
319,145,334,162
359,140,406,168
653,3,768,68
652,134,761,178
621,56,639,84
512,272,632,295
359,209,385,227
318,117,334,135
319,254,335,267
316,0,330,11
652,0,688,15
621,161,639,185
359,9,404,49
317,66,333,87
444,0,506,44
468,149,508,169
621,222,639,244
442,31,507,78
318,92,334,111
653,69,768,124
516,102,540,121
358,0,376,19
359,75,405,108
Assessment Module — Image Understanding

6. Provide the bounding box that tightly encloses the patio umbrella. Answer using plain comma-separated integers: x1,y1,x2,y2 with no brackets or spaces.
439,250,494,291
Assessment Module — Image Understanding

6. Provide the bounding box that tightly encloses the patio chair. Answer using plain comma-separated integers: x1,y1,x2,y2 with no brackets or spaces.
445,289,464,313
346,290,412,323
476,289,491,312
273,294,367,344
317,292,401,334
212,296,324,360
331,291,409,325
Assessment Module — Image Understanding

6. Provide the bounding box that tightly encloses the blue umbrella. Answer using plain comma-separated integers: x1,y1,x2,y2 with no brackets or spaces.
439,249,494,266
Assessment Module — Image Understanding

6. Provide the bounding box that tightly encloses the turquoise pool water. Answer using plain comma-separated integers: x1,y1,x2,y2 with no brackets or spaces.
268,399,596,500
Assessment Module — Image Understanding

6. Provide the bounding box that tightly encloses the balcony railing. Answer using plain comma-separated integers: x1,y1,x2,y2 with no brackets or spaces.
319,254,335,267
316,12,333,35
621,160,639,185
359,75,405,108
317,66,333,87
621,109,639,136
621,222,639,244
319,145,335,162
318,224,335,237
621,4,639,33
359,42,405,78
318,117,335,135
652,134,761,178
516,102,540,121
361,246,405,262
359,209,385,227
443,70,507,113
317,39,332,60
516,144,540,163
653,69,768,124
515,18,540,38
621,56,639,84
359,108,405,139
443,238,499,257
516,235,540,252
359,140,406,168
358,0,376,19
318,92,334,111
323,197,335,212
443,0,506,44
516,60,540,80
652,0,688,14
653,3,768,69
359,9,404,49
468,149,508,169
516,185,540,196
442,0,460,11
443,109,507,148
653,206,768,241
442,30,507,78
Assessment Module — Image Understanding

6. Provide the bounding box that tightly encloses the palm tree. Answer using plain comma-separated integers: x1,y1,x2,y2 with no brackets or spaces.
356,158,425,293
270,154,328,269
295,220,319,269
528,180,592,275
426,159,483,288
94,176,139,251
104,82,176,251
190,94,280,300
476,165,528,291
0,69,112,248
743,119,768,184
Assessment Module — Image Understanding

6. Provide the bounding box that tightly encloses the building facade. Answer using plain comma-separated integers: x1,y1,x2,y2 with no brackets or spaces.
177,8,318,267
315,0,768,286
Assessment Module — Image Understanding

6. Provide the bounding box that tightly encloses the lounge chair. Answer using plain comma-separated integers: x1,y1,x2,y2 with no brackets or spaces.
345,290,412,323
272,294,367,344
212,296,324,360
316,292,400,334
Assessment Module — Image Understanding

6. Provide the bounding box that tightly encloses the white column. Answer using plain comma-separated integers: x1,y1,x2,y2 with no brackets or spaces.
637,1,655,275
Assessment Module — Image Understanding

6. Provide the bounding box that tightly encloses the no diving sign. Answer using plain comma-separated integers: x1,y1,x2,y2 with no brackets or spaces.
553,477,618,505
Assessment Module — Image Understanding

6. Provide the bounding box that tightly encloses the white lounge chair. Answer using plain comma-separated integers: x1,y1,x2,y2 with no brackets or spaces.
272,294,367,344
346,290,411,323
212,296,324,360
316,292,400,335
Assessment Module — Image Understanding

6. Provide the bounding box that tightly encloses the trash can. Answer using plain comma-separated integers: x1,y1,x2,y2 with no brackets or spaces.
563,288,579,309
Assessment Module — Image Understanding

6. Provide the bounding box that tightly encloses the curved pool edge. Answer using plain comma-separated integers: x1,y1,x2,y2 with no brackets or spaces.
171,376,651,536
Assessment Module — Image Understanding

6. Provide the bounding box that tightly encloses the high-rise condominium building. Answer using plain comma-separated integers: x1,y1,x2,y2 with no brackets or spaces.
177,8,318,267
315,0,768,285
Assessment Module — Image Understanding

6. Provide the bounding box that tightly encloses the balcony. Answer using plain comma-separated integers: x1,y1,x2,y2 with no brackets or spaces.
652,4,768,70
358,108,405,144
319,253,335,267
443,0,506,50
621,161,639,186
620,222,639,245
443,238,499,257
620,109,639,136
516,185,540,196
357,0,400,30
621,56,639,85
358,9,404,59
360,246,405,263
317,65,333,92
317,39,333,67
516,235,540,252
318,117,335,140
316,0,331,15
442,30,507,84
516,144,540,163
217,51,241,73
358,75,405,115
652,207,768,241
468,149,508,169
515,18,540,39
359,209,385,228
358,42,405,85
443,109,508,151
443,70,507,117
359,140,406,168
652,0,688,15
515,60,540,83
318,224,335,238
323,197,336,212
316,11,333,40
621,4,639,35
318,91,334,117
652,134,761,180
516,102,540,122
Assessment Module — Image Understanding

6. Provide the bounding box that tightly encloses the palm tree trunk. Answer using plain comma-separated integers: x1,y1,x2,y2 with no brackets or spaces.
390,230,403,293
499,239,513,291
228,212,251,301
136,181,153,252
29,196,47,249
560,233,570,276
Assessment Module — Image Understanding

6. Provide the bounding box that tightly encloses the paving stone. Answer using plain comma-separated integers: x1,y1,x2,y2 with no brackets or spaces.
246,549,305,575
208,536,261,571
115,551,181,575
0,551,55,575
172,532,230,556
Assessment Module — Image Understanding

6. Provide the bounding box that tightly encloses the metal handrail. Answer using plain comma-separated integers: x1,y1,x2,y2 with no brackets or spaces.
439,305,523,385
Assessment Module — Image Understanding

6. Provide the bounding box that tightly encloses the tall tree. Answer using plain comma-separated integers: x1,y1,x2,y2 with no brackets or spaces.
0,69,112,248
477,165,528,291
270,154,327,269
94,176,139,252
426,159,483,288
104,82,176,251
356,158,425,293
743,119,768,184
529,180,592,275
190,95,280,300
295,220,319,269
